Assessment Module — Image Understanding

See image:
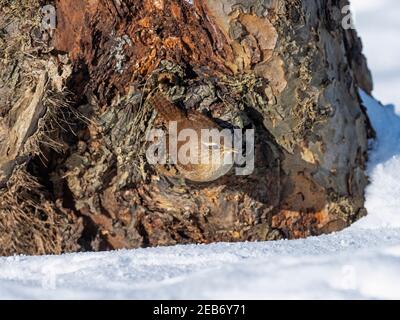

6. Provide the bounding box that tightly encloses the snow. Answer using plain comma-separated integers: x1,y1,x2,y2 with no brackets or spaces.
354,92,400,229
1,1,400,300
1,228,400,299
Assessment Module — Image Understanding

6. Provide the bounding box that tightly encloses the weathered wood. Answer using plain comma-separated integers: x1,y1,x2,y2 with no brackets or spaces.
0,0,374,254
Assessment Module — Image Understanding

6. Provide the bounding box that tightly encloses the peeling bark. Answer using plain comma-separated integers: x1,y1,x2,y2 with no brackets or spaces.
0,0,374,255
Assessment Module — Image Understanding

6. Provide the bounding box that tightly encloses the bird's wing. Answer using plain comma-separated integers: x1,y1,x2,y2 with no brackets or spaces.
148,92,185,122
187,110,220,129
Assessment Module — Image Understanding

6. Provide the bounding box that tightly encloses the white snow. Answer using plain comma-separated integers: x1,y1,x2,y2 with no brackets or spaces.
1,228,400,299
1,1,400,300
354,92,400,229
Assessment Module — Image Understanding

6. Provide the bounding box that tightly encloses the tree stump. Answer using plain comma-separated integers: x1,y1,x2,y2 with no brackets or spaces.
0,0,374,255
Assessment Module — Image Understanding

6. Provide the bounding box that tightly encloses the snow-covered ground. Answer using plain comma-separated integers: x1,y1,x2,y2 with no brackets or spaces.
1,1,400,300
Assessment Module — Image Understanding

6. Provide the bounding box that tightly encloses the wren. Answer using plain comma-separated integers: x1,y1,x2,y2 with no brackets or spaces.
148,92,236,182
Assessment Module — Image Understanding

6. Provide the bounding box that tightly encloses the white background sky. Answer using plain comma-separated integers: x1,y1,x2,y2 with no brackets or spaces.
352,0,400,108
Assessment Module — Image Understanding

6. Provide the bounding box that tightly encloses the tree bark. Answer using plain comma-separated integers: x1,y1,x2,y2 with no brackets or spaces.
0,0,373,255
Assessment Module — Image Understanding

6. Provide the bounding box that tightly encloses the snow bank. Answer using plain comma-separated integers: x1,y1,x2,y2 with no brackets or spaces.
354,92,400,229
1,227,400,299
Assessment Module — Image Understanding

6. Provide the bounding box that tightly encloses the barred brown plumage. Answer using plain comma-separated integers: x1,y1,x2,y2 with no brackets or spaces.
148,92,235,182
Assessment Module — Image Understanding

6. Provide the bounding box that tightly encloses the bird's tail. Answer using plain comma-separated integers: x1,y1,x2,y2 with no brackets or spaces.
148,92,185,122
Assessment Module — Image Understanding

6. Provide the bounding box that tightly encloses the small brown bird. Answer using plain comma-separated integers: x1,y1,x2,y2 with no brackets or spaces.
148,92,236,182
